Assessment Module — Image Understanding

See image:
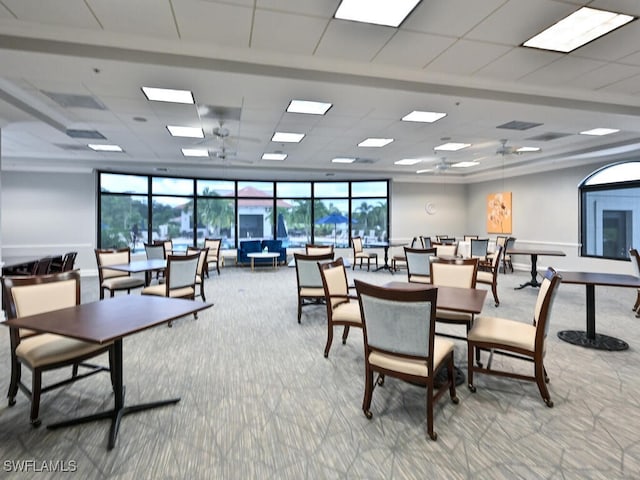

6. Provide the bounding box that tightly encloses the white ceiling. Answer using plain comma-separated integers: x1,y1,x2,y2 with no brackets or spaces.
2,0,640,183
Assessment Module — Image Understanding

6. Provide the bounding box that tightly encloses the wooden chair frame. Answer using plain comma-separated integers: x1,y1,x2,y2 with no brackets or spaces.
95,247,145,299
293,252,335,323
2,270,114,426
352,236,378,271
204,238,222,277
467,268,562,407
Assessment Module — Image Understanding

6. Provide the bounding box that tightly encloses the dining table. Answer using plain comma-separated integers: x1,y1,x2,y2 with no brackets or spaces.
507,248,566,289
2,295,212,449
383,281,487,385
105,258,167,286
556,271,640,351
367,242,407,273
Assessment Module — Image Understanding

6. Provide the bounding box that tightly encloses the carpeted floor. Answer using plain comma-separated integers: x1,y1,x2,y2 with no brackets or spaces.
0,263,639,479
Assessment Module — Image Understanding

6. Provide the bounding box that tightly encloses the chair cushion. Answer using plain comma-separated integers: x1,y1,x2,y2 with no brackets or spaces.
300,287,325,297
409,275,430,284
102,276,145,290
16,334,110,368
355,252,377,258
332,301,361,323
468,316,536,352
141,285,195,298
368,337,454,377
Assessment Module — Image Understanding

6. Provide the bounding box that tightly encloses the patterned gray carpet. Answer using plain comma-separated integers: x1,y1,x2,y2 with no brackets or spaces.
0,263,639,479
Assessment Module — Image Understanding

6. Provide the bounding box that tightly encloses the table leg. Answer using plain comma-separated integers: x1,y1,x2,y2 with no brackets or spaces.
557,284,629,351
375,246,394,273
47,338,180,449
515,254,541,289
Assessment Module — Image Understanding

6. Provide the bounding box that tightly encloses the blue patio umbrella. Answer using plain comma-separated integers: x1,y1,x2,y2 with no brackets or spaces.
316,213,355,243
277,213,288,238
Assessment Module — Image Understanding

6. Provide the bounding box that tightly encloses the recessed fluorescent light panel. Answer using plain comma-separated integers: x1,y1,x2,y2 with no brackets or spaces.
88,144,123,152
416,169,433,174
580,128,620,136
395,158,423,165
262,153,288,161
515,146,541,153
335,0,421,27
434,142,471,152
272,132,305,143
358,138,394,147
182,148,209,157
286,100,332,115
452,161,479,168
332,157,356,164
401,110,447,123
141,87,195,104
523,7,636,53
166,126,204,138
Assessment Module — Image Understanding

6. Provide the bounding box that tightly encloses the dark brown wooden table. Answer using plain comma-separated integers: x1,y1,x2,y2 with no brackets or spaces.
507,248,566,289
2,295,211,449
106,259,167,285
556,271,640,351
366,242,406,273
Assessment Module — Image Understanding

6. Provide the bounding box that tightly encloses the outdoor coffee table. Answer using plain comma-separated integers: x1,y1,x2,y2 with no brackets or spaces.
247,252,280,271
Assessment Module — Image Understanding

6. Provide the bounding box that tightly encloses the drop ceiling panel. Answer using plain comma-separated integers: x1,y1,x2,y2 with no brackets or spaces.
402,0,505,37
425,40,512,75
256,0,338,17
600,74,640,95
570,63,640,90
520,56,607,86
86,0,178,38
372,31,456,69
172,0,252,47
314,20,395,61
2,0,101,28
466,0,576,45
251,10,327,55
474,47,561,80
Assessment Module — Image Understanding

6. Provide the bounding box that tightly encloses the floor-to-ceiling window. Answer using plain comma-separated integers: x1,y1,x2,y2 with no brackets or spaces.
98,172,389,251
580,161,640,260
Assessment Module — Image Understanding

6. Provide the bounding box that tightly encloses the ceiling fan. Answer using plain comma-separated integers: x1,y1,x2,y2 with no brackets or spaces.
496,139,541,156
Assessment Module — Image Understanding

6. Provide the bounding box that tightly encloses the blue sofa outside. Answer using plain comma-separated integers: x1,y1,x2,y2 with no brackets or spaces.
237,239,287,265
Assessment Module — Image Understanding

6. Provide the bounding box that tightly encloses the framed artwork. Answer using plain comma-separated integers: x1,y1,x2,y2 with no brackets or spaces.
487,192,512,233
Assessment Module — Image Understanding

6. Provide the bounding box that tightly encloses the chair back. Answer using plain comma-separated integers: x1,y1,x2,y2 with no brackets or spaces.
352,236,364,254
489,244,503,271
95,248,131,280
435,244,457,257
420,236,432,249
470,238,489,259
165,253,199,291
319,257,350,309
495,235,508,248
430,258,478,288
533,268,562,344
186,247,209,278
2,270,81,330
294,252,335,290
61,252,78,271
464,235,479,241
355,280,437,361
505,236,516,252
630,248,640,276
155,239,173,258
33,257,54,275
204,238,221,259
306,244,334,255
405,247,437,281
144,243,165,260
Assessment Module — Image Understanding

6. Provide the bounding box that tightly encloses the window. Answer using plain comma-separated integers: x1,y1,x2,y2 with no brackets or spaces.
580,161,640,260
98,173,389,252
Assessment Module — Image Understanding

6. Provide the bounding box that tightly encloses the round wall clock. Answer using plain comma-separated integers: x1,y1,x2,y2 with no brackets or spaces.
425,202,437,215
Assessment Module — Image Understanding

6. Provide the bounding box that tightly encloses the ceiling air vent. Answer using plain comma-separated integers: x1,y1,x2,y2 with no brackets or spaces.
55,143,91,151
526,132,572,141
65,129,106,139
42,91,106,110
496,120,543,131
353,158,376,164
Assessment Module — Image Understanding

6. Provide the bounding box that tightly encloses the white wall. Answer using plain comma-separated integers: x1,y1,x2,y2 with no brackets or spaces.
466,163,636,274
1,170,96,273
1,165,635,277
